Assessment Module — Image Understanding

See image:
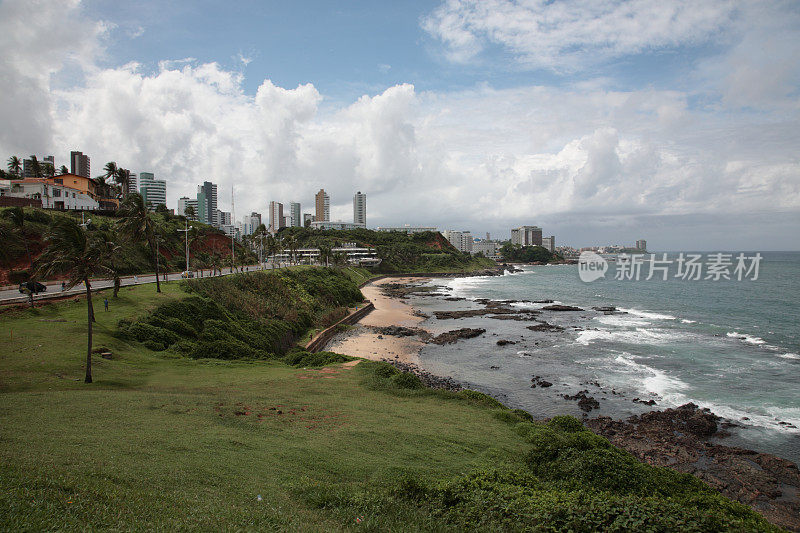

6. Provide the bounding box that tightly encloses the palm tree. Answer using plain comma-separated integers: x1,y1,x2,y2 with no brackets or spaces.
284,235,298,265
28,155,42,178
58,165,69,175
318,244,332,267
102,161,118,181
0,220,22,264
183,204,196,219
115,168,135,198
42,162,55,178
7,156,22,178
118,193,161,293
3,207,32,268
331,251,347,269
36,218,111,383
96,230,123,297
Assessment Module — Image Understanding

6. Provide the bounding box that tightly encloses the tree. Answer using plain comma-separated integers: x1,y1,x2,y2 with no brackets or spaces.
0,220,22,264
264,234,278,266
58,165,69,175
331,251,347,268
3,207,32,269
118,193,161,293
115,168,135,198
318,244,332,267
35,218,112,383
183,204,196,219
28,155,42,178
96,230,123,297
42,162,55,178
7,155,22,177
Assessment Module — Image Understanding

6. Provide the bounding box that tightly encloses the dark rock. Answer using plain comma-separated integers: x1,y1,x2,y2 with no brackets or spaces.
633,397,658,406
496,339,516,346
542,304,584,311
430,328,486,345
562,390,600,411
586,404,800,531
526,322,565,332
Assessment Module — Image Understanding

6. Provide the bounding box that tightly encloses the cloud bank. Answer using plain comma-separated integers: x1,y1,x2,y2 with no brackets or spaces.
1,0,799,249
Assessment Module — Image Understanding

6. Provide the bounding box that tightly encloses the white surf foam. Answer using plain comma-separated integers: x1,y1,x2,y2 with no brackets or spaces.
595,314,652,327
726,331,766,345
575,328,689,346
617,308,677,321
779,352,800,360
681,319,697,324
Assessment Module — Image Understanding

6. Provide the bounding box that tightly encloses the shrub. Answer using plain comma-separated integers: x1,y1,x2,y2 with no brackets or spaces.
457,390,507,410
372,362,400,378
391,372,423,390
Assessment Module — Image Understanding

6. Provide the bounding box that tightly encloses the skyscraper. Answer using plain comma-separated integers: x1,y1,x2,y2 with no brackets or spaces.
269,201,284,233
315,189,330,222
70,151,90,178
289,202,301,227
178,197,198,220
353,191,366,226
197,181,218,226
139,172,167,209
511,226,543,246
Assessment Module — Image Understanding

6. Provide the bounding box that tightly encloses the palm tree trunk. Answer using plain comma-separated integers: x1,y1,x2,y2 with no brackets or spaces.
150,240,161,293
85,278,93,384
113,274,120,298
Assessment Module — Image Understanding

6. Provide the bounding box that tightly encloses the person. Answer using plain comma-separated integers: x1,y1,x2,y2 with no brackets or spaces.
104,298,109,311
61,281,66,292
133,275,138,284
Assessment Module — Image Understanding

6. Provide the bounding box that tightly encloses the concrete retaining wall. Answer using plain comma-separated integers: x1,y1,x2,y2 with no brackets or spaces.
305,302,375,352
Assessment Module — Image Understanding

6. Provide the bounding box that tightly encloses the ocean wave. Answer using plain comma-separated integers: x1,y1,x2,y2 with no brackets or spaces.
611,353,800,434
595,314,652,327
779,352,800,360
575,328,689,346
680,319,697,324
617,308,677,320
726,331,766,345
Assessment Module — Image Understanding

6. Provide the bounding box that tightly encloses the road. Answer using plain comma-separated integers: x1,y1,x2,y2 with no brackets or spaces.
0,263,291,305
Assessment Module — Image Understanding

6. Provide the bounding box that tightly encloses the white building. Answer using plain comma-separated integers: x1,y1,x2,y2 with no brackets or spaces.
139,172,166,209
217,210,232,226
511,225,543,246
4,179,98,210
310,220,366,230
269,201,284,233
178,197,198,220
376,225,437,234
241,212,262,236
443,230,473,253
541,236,555,252
471,240,500,260
303,213,314,227
353,191,366,226
283,215,292,228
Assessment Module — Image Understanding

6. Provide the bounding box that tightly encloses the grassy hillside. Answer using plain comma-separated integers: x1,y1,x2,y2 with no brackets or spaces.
281,226,497,273
0,273,779,531
0,206,256,284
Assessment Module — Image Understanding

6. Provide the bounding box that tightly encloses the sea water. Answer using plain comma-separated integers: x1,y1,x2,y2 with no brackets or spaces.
413,252,800,463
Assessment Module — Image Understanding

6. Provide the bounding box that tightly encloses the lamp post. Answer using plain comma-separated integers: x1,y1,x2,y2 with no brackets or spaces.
177,220,190,275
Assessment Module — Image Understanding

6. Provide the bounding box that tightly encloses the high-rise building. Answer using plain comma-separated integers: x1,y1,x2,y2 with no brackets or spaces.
23,155,54,177
70,151,90,178
241,212,262,235
443,230,473,253
289,202,301,227
541,236,555,252
197,181,218,226
139,172,167,209
353,191,366,226
178,197,198,220
315,189,329,222
218,210,232,226
636,239,647,251
283,215,292,228
269,201,284,233
511,225,543,247
303,213,314,227
127,174,138,195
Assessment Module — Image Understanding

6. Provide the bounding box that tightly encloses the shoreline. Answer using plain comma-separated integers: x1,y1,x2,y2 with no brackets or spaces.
324,274,800,531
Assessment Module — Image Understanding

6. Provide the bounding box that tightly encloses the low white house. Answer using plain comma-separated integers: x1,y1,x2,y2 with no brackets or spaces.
5,179,98,210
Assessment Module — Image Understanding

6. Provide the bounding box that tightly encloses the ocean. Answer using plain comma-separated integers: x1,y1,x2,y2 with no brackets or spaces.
412,251,800,464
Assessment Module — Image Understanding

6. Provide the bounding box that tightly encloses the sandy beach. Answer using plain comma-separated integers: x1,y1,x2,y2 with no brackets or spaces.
325,277,430,365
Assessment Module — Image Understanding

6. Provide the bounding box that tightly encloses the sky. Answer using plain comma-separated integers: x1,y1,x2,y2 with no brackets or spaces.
1,0,799,250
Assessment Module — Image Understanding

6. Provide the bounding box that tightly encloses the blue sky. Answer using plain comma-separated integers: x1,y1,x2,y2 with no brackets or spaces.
2,0,799,249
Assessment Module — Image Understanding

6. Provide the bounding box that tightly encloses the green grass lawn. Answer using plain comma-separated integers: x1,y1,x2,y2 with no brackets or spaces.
0,280,779,531
0,282,527,530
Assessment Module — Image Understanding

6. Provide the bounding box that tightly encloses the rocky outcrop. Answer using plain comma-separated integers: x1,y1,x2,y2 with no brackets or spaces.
496,339,516,346
542,304,584,311
562,390,600,411
526,322,565,332
530,376,553,388
587,403,800,531
430,328,486,345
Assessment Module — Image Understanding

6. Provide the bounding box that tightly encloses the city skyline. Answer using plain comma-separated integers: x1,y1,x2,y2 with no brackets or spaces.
2,1,799,250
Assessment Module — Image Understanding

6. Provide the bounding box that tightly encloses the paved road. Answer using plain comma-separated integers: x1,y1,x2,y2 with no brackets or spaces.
0,263,294,305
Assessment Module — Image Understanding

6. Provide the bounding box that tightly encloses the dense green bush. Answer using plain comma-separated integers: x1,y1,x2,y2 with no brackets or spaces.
283,348,353,367
391,371,424,389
